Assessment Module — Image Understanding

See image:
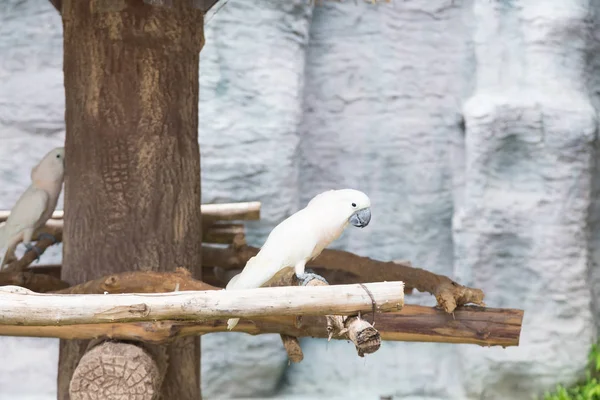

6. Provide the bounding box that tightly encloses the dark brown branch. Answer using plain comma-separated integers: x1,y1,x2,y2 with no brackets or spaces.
1,218,245,274
203,244,485,313
3,226,63,273
0,305,523,347
53,267,218,294
203,223,245,244
0,270,69,292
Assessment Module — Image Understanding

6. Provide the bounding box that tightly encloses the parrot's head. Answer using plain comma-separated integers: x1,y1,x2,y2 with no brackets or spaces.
309,189,372,229
31,147,65,183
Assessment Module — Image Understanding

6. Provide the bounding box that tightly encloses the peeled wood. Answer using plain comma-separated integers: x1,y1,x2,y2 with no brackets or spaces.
0,282,404,326
0,202,260,224
0,305,523,347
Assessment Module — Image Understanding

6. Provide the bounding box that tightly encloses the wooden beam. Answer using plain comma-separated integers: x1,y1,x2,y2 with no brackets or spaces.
0,305,523,348
0,202,261,224
0,282,404,326
0,270,522,347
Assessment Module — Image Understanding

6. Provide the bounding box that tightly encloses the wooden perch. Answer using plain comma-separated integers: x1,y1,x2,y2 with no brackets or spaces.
0,269,521,348
0,270,69,292
0,281,404,326
203,244,485,313
0,305,523,347
203,223,245,244
0,202,261,224
1,225,62,273
54,268,217,294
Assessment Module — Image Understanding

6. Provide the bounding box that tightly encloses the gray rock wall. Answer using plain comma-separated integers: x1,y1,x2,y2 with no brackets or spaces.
0,0,598,399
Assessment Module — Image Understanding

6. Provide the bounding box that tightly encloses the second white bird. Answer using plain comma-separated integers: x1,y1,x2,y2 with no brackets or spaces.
0,147,65,268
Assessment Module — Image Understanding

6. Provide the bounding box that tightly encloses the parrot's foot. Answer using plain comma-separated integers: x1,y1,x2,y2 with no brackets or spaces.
24,243,43,263
296,272,329,286
24,233,57,263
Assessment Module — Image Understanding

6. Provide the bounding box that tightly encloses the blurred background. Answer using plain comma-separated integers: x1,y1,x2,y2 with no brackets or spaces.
1,0,599,399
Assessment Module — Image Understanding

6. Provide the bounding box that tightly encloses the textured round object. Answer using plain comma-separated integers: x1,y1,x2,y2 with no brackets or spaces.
69,341,162,400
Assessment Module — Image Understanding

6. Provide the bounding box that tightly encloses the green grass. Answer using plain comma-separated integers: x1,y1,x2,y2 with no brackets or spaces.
543,343,600,400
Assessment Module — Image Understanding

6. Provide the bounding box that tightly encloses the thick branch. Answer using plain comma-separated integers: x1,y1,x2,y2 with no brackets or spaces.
0,305,523,347
203,223,245,244
1,218,246,273
203,244,485,313
54,268,218,294
0,281,404,326
0,270,69,292
2,225,63,273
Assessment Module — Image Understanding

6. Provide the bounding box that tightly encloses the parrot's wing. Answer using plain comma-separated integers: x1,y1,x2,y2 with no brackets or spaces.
3,188,49,240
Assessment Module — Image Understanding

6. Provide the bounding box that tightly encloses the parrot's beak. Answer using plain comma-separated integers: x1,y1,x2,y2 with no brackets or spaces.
349,207,371,228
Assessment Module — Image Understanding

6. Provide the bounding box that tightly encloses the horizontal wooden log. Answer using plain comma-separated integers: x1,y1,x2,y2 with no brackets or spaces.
0,305,523,347
203,223,245,244
0,281,404,326
0,201,260,223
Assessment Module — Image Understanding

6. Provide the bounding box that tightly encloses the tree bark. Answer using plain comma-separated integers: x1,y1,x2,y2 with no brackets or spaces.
59,1,204,399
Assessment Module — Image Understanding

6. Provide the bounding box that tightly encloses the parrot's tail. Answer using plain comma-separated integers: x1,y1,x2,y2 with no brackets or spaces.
227,318,240,330
0,224,7,269
0,223,6,247
224,256,263,331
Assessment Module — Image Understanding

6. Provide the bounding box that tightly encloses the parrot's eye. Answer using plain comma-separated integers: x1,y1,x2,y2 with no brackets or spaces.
56,154,61,158
351,202,357,208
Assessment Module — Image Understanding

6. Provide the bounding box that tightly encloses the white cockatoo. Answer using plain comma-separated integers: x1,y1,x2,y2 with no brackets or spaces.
0,147,65,268
225,188,372,330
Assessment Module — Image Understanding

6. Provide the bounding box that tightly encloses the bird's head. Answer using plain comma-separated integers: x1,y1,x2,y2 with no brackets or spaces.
308,188,372,229
31,147,65,183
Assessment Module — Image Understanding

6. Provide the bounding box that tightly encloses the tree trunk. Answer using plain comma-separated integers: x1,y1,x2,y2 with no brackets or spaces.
58,1,204,399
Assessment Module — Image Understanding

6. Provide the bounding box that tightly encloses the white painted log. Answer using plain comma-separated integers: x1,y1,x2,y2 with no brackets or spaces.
0,201,261,222
0,281,404,326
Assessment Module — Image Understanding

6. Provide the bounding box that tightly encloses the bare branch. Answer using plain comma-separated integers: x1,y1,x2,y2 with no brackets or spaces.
0,281,404,326
0,270,69,292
